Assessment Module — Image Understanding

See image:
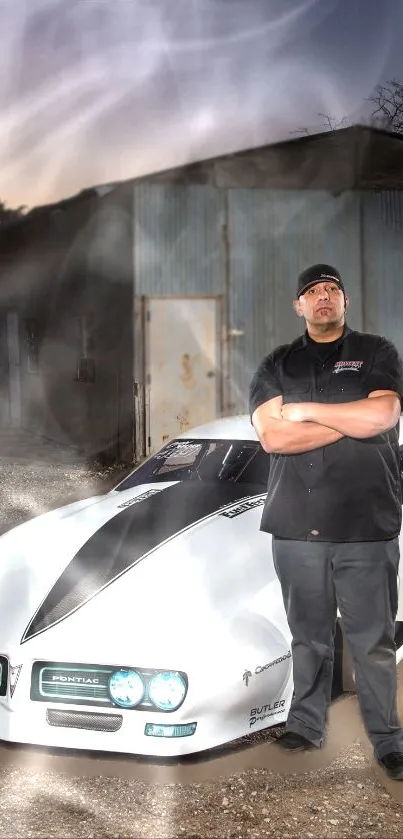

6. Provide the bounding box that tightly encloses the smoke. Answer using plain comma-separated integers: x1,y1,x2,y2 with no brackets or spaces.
0,0,400,209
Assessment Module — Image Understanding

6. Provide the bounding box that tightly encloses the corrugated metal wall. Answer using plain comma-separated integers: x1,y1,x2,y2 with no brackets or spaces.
362,191,403,358
132,184,403,419
227,189,362,411
133,184,226,295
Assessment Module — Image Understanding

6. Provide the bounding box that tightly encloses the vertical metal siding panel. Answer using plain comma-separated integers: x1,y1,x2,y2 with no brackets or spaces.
133,184,225,295
362,191,403,357
227,190,277,414
228,190,361,412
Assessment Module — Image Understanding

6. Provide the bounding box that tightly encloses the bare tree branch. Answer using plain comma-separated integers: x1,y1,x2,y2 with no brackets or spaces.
289,113,351,137
368,79,403,134
289,79,403,139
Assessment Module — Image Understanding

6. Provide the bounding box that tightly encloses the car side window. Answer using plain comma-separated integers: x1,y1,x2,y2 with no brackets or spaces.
400,445,403,497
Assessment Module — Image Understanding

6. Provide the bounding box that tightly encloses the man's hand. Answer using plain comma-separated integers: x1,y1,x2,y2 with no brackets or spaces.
281,403,309,423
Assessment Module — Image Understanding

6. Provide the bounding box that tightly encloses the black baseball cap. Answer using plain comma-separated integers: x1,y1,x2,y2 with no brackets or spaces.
296,264,345,298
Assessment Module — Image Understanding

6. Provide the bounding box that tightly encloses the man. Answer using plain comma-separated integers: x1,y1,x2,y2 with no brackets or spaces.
249,263,403,780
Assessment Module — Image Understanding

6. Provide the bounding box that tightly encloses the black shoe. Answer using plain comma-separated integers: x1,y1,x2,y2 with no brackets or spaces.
275,731,315,752
378,752,403,780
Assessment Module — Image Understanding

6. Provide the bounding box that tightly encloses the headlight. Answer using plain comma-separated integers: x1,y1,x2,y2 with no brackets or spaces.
108,669,145,708
148,671,187,711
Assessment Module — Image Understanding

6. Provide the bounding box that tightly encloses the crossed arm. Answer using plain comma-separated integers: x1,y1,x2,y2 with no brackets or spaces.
252,391,401,455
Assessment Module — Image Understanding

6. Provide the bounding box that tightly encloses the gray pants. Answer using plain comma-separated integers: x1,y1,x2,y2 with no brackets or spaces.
272,537,403,759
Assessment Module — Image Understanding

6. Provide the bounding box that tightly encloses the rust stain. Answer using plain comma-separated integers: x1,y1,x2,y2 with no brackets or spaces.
180,353,196,389
176,412,191,432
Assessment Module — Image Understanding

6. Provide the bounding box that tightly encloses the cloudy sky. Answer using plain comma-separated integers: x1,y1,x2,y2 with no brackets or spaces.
1,0,403,210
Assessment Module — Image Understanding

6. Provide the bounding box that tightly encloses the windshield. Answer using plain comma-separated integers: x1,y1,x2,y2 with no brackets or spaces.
116,439,270,492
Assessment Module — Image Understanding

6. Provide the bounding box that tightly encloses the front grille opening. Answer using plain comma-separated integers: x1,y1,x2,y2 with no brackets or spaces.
39,666,111,704
46,709,123,732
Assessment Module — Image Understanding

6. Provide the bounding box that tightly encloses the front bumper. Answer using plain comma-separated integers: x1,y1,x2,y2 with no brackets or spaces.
0,657,290,757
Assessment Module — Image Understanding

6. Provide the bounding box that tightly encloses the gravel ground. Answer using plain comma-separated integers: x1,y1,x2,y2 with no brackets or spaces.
1,429,403,838
0,429,130,536
0,742,403,839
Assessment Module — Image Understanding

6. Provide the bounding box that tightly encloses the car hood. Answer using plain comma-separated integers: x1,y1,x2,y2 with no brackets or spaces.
0,481,272,666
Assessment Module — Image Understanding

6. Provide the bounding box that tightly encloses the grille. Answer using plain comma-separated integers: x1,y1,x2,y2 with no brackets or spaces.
39,666,111,703
46,709,123,732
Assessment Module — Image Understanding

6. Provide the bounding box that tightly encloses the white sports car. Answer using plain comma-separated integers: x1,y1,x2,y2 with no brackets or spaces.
0,416,402,758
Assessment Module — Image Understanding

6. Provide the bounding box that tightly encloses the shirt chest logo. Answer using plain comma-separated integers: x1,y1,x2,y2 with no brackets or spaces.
332,360,363,374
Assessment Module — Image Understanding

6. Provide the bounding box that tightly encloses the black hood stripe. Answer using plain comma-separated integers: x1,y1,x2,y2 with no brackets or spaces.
21,482,262,643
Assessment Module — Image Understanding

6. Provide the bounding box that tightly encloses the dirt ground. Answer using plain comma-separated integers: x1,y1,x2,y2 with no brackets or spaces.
0,428,403,838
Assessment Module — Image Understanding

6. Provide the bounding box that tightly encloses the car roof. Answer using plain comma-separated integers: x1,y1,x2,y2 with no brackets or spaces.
179,414,258,441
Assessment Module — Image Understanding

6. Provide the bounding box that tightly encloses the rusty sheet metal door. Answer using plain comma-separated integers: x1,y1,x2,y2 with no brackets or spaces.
145,297,220,453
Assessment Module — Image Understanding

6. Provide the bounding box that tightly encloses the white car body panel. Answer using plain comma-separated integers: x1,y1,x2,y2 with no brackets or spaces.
0,415,401,756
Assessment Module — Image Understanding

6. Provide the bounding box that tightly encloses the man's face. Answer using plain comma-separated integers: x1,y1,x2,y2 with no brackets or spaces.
293,281,348,327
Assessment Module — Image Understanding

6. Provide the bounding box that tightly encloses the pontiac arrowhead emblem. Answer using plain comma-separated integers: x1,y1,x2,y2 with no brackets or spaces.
10,664,22,697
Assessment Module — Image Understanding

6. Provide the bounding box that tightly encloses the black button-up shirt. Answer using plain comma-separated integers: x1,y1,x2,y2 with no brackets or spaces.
249,326,403,542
